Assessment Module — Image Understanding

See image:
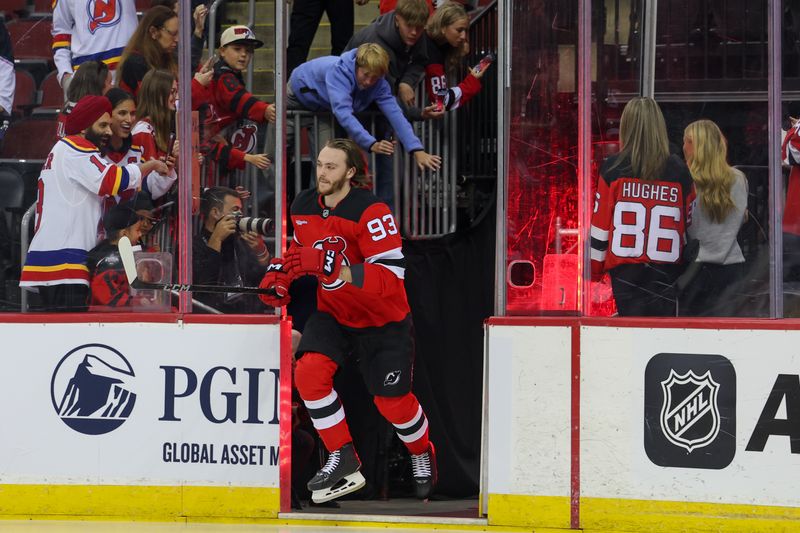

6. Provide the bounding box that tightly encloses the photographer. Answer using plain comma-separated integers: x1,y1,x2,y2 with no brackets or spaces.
193,186,272,313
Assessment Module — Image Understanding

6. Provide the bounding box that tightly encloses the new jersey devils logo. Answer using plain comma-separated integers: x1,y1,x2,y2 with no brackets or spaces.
231,123,258,153
87,0,122,34
314,236,349,291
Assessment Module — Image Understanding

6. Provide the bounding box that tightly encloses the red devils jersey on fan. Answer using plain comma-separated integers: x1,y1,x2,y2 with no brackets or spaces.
590,154,696,281
783,121,800,235
290,187,409,328
209,62,268,130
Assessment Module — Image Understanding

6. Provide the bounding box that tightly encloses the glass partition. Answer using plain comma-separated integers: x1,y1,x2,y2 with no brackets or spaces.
504,0,782,318
0,3,280,315
505,0,643,315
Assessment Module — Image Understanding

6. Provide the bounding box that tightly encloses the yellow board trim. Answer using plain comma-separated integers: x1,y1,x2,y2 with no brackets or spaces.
582,497,800,532
0,485,279,519
487,494,571,529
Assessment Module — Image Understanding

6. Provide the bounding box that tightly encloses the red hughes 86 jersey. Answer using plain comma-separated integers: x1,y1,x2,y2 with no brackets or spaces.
591,154,696,281
290,187,409,329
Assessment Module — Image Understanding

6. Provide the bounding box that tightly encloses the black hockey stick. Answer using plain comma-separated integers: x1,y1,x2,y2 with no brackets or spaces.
118,236,277,296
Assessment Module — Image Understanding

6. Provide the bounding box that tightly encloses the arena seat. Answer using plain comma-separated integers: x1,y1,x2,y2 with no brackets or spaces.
32,0,54,15
135,0,150,13
0,167,26,210
11,69,36,116
34,70,63,113
2,0,28,13
6,19,53,63
0,118,58,161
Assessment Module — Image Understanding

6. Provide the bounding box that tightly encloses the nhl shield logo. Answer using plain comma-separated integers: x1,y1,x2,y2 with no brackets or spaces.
659,369,720,453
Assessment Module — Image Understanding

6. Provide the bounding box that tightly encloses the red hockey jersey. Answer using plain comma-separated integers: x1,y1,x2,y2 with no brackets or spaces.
590,154,696,281
290,187,409,328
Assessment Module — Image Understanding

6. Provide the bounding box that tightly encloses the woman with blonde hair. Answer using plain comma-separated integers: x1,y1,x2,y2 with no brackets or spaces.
680,119,747,316
590,97,696,316
424,1,487,111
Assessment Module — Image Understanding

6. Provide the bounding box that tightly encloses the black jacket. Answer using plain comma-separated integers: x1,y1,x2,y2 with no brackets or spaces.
192,227,266,313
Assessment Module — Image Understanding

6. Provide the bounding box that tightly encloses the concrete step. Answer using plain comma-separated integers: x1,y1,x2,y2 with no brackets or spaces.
224,1,379,25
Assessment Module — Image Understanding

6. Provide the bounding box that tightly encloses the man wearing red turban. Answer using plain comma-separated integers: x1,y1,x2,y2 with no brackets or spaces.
20,95,169,312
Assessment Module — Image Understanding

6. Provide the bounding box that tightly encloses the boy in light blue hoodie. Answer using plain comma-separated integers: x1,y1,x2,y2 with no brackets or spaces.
271,43,440,184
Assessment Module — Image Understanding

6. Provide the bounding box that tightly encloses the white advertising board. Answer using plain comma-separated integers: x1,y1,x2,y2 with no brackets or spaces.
581,326,800,507
485,324,571,497
0,321,281,487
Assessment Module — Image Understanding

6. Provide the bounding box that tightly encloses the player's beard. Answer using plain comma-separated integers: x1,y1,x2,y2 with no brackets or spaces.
317,172,347,196
85,126,111,150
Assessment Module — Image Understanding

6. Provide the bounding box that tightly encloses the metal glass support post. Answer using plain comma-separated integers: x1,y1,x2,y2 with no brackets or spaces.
579,0,592,316
177,0,193,313
768,0,783,317
274,1,287,263
640,0,657,98
208,0,224,53
247,0,255,89
494,0,510,315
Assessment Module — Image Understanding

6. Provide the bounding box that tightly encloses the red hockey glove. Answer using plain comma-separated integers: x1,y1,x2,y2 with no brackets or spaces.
285,246,342,285
258,259,292,307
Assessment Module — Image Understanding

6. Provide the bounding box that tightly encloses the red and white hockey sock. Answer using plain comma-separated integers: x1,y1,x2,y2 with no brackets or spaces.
295,352,352,452
374,393,430,455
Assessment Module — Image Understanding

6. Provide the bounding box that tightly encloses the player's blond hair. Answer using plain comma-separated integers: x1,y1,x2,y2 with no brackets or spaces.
355,43,389,77
609,97,670,182
396,0,430,28
325,139,370,188
684,119,736,223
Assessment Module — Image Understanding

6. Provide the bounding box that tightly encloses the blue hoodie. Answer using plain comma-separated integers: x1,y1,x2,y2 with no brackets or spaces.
289,48,424,153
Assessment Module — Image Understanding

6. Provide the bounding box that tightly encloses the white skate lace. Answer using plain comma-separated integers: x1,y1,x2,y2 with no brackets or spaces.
320,449,341,475
411,450,431,478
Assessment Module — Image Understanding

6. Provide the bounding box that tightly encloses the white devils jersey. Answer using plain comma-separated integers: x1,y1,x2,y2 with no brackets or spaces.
106,140,176,200
20,135,141,287
51,0,138,82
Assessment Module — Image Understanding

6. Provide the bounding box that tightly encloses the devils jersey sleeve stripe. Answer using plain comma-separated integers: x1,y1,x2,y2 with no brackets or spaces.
98,165,130,196
52,33,71,51
367,247,406,278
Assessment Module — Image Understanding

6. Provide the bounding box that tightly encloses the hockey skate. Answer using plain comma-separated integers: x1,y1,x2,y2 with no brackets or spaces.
411,441,438,499
308,442,366,503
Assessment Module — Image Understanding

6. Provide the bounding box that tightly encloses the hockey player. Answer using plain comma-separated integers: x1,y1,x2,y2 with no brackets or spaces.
782,103,800,281
590,97,696,316
20,95,168,311
258,138,437,503
51,0,137,92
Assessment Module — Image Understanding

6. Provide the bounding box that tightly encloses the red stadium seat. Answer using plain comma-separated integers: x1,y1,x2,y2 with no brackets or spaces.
0,118,58,161
32,0,54,14
2,0,28,13
36,70,63,112
12,69,36,116
135,0,150,11
6,19,53,62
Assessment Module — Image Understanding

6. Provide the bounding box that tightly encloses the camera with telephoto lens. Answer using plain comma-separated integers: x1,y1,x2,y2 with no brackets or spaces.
233,214,273,235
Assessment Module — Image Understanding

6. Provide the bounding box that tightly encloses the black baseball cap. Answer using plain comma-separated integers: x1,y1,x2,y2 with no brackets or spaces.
103,202,139,233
